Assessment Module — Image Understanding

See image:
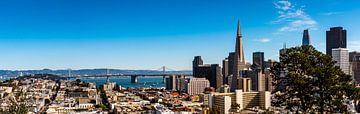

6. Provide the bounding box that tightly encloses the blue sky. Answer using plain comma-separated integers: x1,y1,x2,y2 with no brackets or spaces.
0,0,359,70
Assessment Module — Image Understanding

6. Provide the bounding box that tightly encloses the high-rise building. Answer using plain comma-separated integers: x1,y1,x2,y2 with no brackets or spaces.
193,56,204,76
350,51,360,84
231,20,246,91
227,52,235,76
195,64,211,78
193,63,223,90
326,27,347,55
302,29,310,45
165,75,177,91
176,76,189,93
332,48,350,75
222,58,229,84
186,78,210,95
211,64,223,89
253,52,265,71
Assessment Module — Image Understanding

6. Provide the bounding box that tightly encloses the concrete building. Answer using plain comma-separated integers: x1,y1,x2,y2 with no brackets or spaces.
228,52,235,78
213,95,232,114
186,78,210,95
165,75,177,91
206,90,271,113
332,48,350,75
193,62,223,90
237,77,251,92
350,51,360,84
326,27,347,55
210,64,223,89
222,58,229,84
253,52,265,72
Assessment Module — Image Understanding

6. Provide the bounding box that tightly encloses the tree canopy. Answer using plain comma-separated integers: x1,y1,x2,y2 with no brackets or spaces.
271,45,358,113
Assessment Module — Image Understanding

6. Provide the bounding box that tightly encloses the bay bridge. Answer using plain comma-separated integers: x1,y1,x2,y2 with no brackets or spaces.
64,66,192,83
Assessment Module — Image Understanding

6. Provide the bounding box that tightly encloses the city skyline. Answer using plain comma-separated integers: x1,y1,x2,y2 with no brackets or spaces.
0,0,359,70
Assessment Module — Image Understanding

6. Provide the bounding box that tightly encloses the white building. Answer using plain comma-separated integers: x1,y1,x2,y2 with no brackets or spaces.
186,78,210,95
332,48,350,75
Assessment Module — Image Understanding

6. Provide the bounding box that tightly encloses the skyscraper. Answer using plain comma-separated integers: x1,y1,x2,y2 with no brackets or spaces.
227,52,235,76
193,56,204,77
253,52,265,71
165,75,177,91
332,48,350,75
231,20,246,91
350,51,360,84
211,64,223,89
222,58,229,84
302,29,310,45
326,27,347,55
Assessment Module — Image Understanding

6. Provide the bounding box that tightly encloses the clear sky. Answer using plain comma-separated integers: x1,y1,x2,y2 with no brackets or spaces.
0,0,359,70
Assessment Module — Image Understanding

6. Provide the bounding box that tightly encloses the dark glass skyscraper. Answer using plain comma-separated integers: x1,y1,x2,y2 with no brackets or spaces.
326,27,347,55
302,29,310,45
192,56,203,77
253,52,265,71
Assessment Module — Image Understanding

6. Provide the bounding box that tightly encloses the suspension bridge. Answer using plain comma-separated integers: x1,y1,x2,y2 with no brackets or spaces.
65,66,192,83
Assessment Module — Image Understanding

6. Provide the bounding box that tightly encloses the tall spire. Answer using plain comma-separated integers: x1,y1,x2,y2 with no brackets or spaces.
231,20,246,91
237,20,242,37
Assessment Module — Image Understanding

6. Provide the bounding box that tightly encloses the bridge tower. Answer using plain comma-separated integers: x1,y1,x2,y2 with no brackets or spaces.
162,66,166,84
131,75,138,83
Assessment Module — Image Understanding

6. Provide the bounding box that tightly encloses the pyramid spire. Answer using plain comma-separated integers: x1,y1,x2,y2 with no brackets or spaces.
237,20,242,37
231,20,246,91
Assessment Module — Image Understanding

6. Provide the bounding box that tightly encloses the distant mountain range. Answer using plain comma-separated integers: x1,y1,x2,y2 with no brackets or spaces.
0,69,192,78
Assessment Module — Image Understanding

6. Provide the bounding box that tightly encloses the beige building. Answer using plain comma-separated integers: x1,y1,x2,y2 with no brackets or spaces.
186,78,210,95
205,90,271,113
213,95,232,114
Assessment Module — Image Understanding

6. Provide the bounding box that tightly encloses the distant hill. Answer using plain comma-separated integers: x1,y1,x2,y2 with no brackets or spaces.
15,73,67,80
0,69,192,79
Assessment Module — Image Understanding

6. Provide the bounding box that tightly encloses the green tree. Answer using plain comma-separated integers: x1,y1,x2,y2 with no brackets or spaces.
271,45,355,113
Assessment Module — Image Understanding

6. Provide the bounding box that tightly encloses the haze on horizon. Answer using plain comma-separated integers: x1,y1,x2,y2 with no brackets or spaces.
0,0,359,70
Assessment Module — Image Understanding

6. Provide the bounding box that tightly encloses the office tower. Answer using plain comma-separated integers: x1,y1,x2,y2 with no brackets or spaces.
228,52,235,76
193,64,223,90
211,64,223,89
231,20,246,91
186,78,210,95
332,48,350,75
165,75,177,91
222,58,229,84
264,71,273,92
350,51,360,84
253,52,265,71
193,56,204,77
195,64,211,78
302,29,310,45
176,76,189,93
213,95,232,114
326,27,347,55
